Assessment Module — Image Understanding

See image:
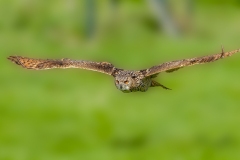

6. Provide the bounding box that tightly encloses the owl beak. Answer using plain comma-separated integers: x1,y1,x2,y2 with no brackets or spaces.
119,85,123,90
119,84,130,92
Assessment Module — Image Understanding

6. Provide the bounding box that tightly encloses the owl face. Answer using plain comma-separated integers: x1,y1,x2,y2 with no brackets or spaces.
114,76,134,93
113,70,144,92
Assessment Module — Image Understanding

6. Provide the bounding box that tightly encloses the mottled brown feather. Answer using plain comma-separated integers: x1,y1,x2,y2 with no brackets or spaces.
145,48,240,76
8,56,115,75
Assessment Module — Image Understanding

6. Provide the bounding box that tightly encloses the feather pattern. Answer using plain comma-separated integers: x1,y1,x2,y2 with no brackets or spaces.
7,56,115,75
144,48,240,76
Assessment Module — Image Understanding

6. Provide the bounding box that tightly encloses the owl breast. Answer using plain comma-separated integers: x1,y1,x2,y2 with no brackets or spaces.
130,77,152,92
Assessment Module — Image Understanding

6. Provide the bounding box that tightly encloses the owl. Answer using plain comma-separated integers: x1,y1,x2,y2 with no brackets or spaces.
8,47,240,93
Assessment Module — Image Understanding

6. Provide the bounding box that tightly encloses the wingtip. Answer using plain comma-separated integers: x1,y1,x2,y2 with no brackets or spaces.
7,55,22,65
231,48,240,55
7,55,14,60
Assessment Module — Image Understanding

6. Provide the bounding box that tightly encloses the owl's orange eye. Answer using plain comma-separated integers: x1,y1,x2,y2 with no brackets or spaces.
124,80,129,84
116,80,119,84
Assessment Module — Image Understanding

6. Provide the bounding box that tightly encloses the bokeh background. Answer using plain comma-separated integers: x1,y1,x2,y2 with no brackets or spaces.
1,0,240,160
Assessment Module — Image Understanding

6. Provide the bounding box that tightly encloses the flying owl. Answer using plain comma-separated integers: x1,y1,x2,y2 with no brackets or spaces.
8,47,240,93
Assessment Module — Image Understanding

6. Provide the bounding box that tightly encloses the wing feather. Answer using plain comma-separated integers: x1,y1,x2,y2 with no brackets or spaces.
144,48,240,77
8,56,115,75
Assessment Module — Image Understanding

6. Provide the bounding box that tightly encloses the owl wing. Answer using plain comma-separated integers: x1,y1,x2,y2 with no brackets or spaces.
8,56,115,75
144,48,240,77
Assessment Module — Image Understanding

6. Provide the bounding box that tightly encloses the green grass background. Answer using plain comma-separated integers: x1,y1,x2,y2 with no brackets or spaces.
1,1,240,160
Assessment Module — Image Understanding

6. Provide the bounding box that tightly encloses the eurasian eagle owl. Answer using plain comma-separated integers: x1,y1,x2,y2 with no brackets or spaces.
8,47,240,93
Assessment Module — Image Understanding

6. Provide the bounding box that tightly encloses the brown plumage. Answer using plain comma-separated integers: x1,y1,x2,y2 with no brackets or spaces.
8,47,240,93
7,56,114,75
145,48,240,76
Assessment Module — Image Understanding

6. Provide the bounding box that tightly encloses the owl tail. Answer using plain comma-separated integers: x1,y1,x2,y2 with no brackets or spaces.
151,80,171,90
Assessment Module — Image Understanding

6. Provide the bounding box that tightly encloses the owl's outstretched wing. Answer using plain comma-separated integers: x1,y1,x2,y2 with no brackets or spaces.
144,48,240,77
8,56,115,75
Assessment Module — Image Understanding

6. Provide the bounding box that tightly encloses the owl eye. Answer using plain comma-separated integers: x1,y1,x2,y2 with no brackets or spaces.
124,80,129,84
116,80,119,84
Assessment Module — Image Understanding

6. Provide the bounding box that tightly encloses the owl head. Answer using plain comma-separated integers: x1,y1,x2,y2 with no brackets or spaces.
114,76,134,93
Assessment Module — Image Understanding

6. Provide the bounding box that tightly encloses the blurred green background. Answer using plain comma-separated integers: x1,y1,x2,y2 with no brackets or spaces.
1,0,240,160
